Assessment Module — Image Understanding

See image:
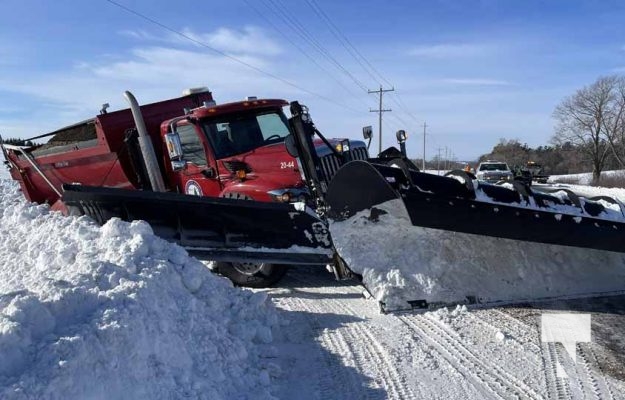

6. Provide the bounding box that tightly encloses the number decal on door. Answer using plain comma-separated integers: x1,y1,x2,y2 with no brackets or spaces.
280,161,295,169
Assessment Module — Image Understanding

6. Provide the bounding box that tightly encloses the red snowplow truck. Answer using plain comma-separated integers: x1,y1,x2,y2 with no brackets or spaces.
6,88,625,309
2,88,368,286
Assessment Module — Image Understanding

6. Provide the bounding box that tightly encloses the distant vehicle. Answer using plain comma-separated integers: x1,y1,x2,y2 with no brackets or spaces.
476,161,513,182
511,161,550,185
526,161,549,183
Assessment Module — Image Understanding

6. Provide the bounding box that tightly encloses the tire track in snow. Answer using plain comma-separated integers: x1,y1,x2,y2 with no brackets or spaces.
283,271,419,399
483,309,543,353
314,296,418,400
276,295,372,399
494,309,572,399
400,314,544,400
544,342,573,400
577,343,615,400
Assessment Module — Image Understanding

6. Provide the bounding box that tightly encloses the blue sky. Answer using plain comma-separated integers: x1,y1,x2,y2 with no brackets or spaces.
1,0,625,161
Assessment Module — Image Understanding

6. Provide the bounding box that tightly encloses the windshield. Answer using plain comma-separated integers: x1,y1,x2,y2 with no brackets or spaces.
201,110,291,159
479,163,508,171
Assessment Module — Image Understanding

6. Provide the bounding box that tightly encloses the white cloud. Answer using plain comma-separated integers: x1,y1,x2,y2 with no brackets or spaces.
407,43,491,58
440,78,511,86
179,26,283,56
0,25,296,125
118,29,166,42
121,26,283,56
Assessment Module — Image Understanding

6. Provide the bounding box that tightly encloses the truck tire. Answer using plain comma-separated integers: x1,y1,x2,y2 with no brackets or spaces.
218,192,288,287
217,262,288,288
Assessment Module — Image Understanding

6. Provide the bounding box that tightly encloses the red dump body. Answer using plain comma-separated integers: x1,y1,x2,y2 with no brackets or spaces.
4,91,214,206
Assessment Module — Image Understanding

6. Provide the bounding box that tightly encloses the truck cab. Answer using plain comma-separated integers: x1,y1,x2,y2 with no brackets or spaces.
161,98,365,204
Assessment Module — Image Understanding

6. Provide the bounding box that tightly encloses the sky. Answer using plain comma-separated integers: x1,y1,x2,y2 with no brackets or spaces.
1,0,625,161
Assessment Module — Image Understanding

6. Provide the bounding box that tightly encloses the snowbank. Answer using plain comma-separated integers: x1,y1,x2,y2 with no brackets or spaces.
330,199,625,309
549,169,625,185
0,179,279,399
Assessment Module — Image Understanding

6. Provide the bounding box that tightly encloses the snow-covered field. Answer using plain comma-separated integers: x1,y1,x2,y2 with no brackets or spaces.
1,165,625,399
549,169,625,186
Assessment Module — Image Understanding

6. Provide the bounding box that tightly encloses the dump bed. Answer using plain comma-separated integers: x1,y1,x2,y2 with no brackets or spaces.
3,91,214,205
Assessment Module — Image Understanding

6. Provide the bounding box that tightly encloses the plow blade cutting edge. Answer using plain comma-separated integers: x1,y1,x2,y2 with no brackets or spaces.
326,161,625,311
62,184,333,265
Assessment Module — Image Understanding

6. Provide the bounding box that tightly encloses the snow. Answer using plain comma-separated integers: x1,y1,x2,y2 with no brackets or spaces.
0,172,280,399
549,169,625,186
2,161,625,399
330,198,625,309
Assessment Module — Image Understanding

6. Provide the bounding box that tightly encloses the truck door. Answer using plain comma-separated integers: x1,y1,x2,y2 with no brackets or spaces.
173,123,222,197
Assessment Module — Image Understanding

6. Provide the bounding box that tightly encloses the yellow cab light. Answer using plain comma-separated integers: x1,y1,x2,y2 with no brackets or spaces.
335,143,343,153
236,170,247,180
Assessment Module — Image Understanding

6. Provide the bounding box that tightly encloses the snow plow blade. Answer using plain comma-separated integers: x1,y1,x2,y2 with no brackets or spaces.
62,184,333,265
326,161,625,310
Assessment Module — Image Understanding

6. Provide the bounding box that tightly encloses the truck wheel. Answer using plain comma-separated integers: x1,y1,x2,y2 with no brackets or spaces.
217,262,288,288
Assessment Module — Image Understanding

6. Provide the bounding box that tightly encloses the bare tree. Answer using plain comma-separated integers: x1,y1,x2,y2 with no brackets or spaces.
603,78,625,167
552,75,622,183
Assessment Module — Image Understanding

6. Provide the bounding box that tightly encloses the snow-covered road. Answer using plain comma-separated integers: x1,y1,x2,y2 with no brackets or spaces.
264,266,625,399
2,164,625,399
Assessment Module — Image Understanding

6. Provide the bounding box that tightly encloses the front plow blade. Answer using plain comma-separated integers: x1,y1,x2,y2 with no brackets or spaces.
326,163,625,311
62,184,333,265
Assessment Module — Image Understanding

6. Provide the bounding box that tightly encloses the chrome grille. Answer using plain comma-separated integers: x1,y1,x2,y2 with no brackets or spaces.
318,146,369,183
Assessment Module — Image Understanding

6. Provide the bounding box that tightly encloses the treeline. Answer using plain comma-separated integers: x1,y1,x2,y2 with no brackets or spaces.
476,138,623,175
0,137,35,146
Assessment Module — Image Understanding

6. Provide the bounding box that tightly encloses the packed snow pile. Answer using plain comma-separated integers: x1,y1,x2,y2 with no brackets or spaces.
0,180,279,399
330,199,625,309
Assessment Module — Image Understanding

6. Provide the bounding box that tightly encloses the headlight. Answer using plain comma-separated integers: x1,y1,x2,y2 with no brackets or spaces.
267,188,309,203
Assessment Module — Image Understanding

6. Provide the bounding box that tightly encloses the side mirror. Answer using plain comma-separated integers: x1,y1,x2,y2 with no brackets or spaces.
362,126,372,140
171,160,185,171
396,129,407,144
362,126,373,150
284,134,299,158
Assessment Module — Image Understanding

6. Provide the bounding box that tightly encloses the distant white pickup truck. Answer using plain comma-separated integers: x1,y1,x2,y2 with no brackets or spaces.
476,160,513,182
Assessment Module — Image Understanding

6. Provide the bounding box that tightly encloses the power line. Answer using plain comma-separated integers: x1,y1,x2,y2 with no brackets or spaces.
103,0,362,113
298,0,425,137
304,0,394,87
242,0,363,101
261,0,369,92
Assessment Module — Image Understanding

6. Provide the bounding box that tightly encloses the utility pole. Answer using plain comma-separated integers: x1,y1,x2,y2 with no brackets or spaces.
445,146,449,170
436,147,443,175
422,122,427,170
368,85,394,154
